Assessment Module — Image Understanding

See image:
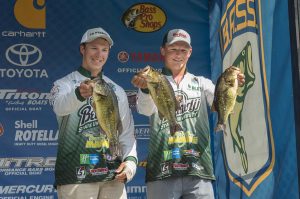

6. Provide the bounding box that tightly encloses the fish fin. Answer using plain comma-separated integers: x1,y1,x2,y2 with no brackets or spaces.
215,124,227,136
117,120,123,135
175,95,182,111
92,101,96,111
158,111,164,120
211,102,216,112
170,123,183,136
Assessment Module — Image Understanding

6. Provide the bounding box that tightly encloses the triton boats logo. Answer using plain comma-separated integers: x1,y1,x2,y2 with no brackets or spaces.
5,44,42,67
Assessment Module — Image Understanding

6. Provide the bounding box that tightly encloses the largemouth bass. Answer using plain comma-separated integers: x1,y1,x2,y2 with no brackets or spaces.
137,66,182,136
86,78,122,159
212,66,241,135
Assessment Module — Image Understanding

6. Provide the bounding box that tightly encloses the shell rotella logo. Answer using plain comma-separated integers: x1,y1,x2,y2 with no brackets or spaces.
14,0,46,29
5,43,42,67
122,3,166,33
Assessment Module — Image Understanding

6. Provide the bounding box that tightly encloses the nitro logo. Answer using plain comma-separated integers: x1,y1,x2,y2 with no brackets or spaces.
14,0,46,29
6,44,42,67
0,157,56,168
175,91,201,121
122,3,166,32
77,98,98,133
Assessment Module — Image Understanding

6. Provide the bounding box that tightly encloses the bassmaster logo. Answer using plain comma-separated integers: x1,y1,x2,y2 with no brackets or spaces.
14,0,46,29
220,0,256,54
122,3,166,32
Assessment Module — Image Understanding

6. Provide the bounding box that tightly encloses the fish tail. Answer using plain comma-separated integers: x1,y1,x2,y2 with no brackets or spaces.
109,140,120,159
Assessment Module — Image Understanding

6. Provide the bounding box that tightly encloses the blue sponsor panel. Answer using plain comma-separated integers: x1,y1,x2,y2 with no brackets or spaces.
210,0,299,198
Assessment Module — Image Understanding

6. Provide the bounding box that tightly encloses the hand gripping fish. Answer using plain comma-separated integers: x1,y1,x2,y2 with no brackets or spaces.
211,66,241,135
137,66,183,136
86,78,122,159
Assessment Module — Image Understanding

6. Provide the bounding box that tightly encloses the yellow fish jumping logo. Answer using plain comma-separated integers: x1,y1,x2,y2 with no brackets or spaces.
14,0,46,29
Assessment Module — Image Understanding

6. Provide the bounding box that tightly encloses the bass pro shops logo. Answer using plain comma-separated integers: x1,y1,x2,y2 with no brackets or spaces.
6,44,42,66
14,0,46,29
122,3,166,32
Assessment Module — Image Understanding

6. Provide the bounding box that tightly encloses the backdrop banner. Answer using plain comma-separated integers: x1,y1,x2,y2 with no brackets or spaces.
210,0,299,198
0,1,298,199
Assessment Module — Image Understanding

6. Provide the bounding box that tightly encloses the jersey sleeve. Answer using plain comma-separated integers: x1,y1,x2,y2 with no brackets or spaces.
117,89,138,163
49,77,84,116
136,89,157,116
198,76,215,107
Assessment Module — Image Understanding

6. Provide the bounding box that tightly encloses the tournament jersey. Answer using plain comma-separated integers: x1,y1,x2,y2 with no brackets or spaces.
136,68,216,182
49,66,137,185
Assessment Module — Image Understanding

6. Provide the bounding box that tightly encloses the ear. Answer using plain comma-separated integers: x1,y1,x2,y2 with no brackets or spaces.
187,47,192,58
160,47,165,56
79,44,85,55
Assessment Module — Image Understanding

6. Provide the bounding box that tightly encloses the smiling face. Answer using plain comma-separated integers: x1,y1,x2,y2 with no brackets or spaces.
80,38,110,76
160,41,192,75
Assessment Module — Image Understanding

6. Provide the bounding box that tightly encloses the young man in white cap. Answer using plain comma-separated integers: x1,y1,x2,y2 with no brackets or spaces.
131,29,245,199
50,27,137,199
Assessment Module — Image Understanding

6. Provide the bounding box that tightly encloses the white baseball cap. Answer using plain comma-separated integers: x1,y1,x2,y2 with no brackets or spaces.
162,29,191,47
80,27,113,47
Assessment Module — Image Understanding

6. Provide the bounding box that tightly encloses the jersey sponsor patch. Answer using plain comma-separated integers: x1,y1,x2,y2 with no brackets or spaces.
76,166,86,180
80,154,100,165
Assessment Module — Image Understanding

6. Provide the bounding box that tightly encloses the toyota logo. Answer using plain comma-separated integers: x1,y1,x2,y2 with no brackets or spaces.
5,43,42,66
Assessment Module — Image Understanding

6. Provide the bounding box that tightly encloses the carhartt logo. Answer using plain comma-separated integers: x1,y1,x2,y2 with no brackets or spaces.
14,0,46,29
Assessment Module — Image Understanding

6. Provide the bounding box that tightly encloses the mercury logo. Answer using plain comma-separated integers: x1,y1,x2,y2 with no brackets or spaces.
14,0,46,29
5,44,42,67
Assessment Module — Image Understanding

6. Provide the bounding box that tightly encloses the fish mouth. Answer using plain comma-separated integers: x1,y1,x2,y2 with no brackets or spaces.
229,66,241,71
138,65,151,78
141,65,151,74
